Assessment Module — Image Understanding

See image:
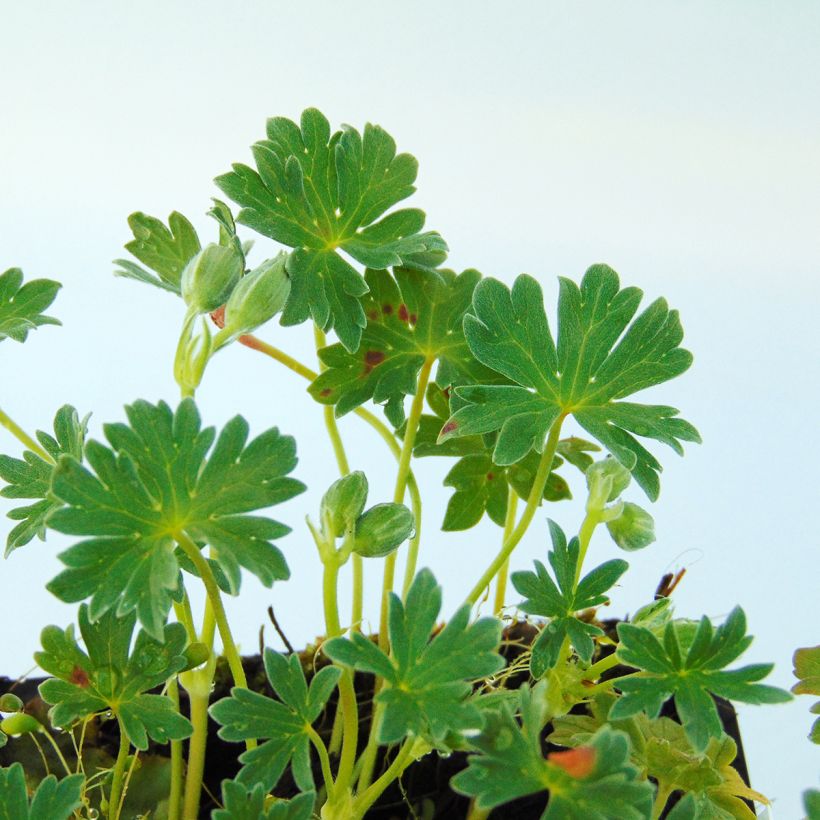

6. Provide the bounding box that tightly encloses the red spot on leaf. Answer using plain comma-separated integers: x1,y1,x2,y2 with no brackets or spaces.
382,303,393,315
409,313,418,324
365,350,385,366
210,305,226,329
320,388,333,398
486,472,495,481
398,304,410,322
442,386,452,399
547,746,596,778
367,309,379,321
440,420,458,437
70,666,90,688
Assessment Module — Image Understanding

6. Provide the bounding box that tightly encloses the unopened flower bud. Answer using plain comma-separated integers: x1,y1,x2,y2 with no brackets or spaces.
321,472,368,540
180,243,243,314
0,712,42,736
353,503,414,558
222,253,290,337
586,457,631,508
0,693,23,713
606,502,656,551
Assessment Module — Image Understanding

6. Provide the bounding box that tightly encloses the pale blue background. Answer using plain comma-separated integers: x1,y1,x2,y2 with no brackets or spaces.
1,2,818,815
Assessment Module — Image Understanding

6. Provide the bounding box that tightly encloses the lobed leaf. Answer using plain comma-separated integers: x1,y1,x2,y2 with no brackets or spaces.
214,780,315,820
0,763,83,820
0,268,61,344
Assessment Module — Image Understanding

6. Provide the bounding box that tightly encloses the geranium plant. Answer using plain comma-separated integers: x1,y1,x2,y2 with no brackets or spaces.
0,109,797,819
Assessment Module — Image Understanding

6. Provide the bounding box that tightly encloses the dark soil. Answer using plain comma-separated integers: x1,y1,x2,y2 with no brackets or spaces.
1,619,752,819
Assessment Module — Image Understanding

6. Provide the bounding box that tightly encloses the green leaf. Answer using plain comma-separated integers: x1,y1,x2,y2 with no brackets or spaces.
0,763,84,820
804,789,820,820
46,399,304,638
210,649,341,792
35,605,191,749
612,608,792,752
0,268,61,344
551,693,767,819
439,266,701,499
0,405,87,555
511,521,627,674
309,266,490,423
792,645,820,744
216,108,447,351
114,211,201,294
324,568,503,744
451,685,653,818
214,780,315,820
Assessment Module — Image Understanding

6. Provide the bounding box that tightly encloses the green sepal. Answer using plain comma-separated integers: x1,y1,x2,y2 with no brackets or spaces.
324,568,503,744
210,649,341,792
35,605,192,749
439,266,701,499
511,520,628,675
46,400,304,638
0,404,87,555
612,609,792,752
0,268,61,343
114,211,201,294
214,780,315,820
0,763,84,820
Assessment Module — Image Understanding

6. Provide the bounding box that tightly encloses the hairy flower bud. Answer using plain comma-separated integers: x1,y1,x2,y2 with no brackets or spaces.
180,243,243,314
586,457,631,508
221,253,290,337
353,503,414,558
606,502,656,551
321,471,368,540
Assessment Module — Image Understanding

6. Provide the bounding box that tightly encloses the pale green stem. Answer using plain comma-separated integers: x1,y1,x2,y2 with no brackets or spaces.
306,724,336,799
181,690,210,820
38,727,72,777
465,417,566,606
574,507,601,587
467,802,491,820
107,719,130,820
0,405,53,462
166,678,183,820
493,489,520,616
653,783,673,819
352,740,415,819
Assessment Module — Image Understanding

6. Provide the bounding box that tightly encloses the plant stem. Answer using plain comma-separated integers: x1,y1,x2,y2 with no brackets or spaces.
583,651,621,681
465,416,565,606
493,489,519,615
652,784,673,819
0,405,53,462
306,724,336,799
181,689,210,820
238,333,317,380
38,727,72,777
107,718,130,820
166,678,183,820
175,531,249,694
574,506,601,587
353,740,415,819
379,357,434,652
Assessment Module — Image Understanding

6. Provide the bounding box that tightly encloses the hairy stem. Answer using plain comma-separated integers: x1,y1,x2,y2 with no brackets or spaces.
107,718,130,820
465,417,565,606
181,689,209,820
166,678,183,820
493,489,520,615
0,405,53,462
307,724,336,799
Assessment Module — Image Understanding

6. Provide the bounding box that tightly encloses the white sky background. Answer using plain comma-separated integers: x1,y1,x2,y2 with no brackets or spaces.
1,1,819,813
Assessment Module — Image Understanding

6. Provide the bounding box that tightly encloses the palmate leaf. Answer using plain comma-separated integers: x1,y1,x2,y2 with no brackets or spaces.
214,780,315,820
46,399,305,638
0,268,61,343
35,605,192,749
451,685,653,818
0,763,84,820
612,608,792,752
210,649,341,792
439,265,701,499
0,405,87,555
309,266,494,425
114,211,201,294
216,108,447,352
511,521,627,675
324,568,503,744
551,693,768,819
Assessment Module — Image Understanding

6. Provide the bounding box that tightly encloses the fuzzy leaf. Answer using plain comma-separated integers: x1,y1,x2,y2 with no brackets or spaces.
35,605,191,749
114,211,201,294
46,399,304,638
0,763,84,820
214,780,315,820
216,108,447,351
309,267,490,423
451,685,653,818
210,650,341,792
324,568,503,744
0,268,61,344
612,609,792,752
0,405,87,555
792,645,820,744
511,521,627,674
439,266,701,499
